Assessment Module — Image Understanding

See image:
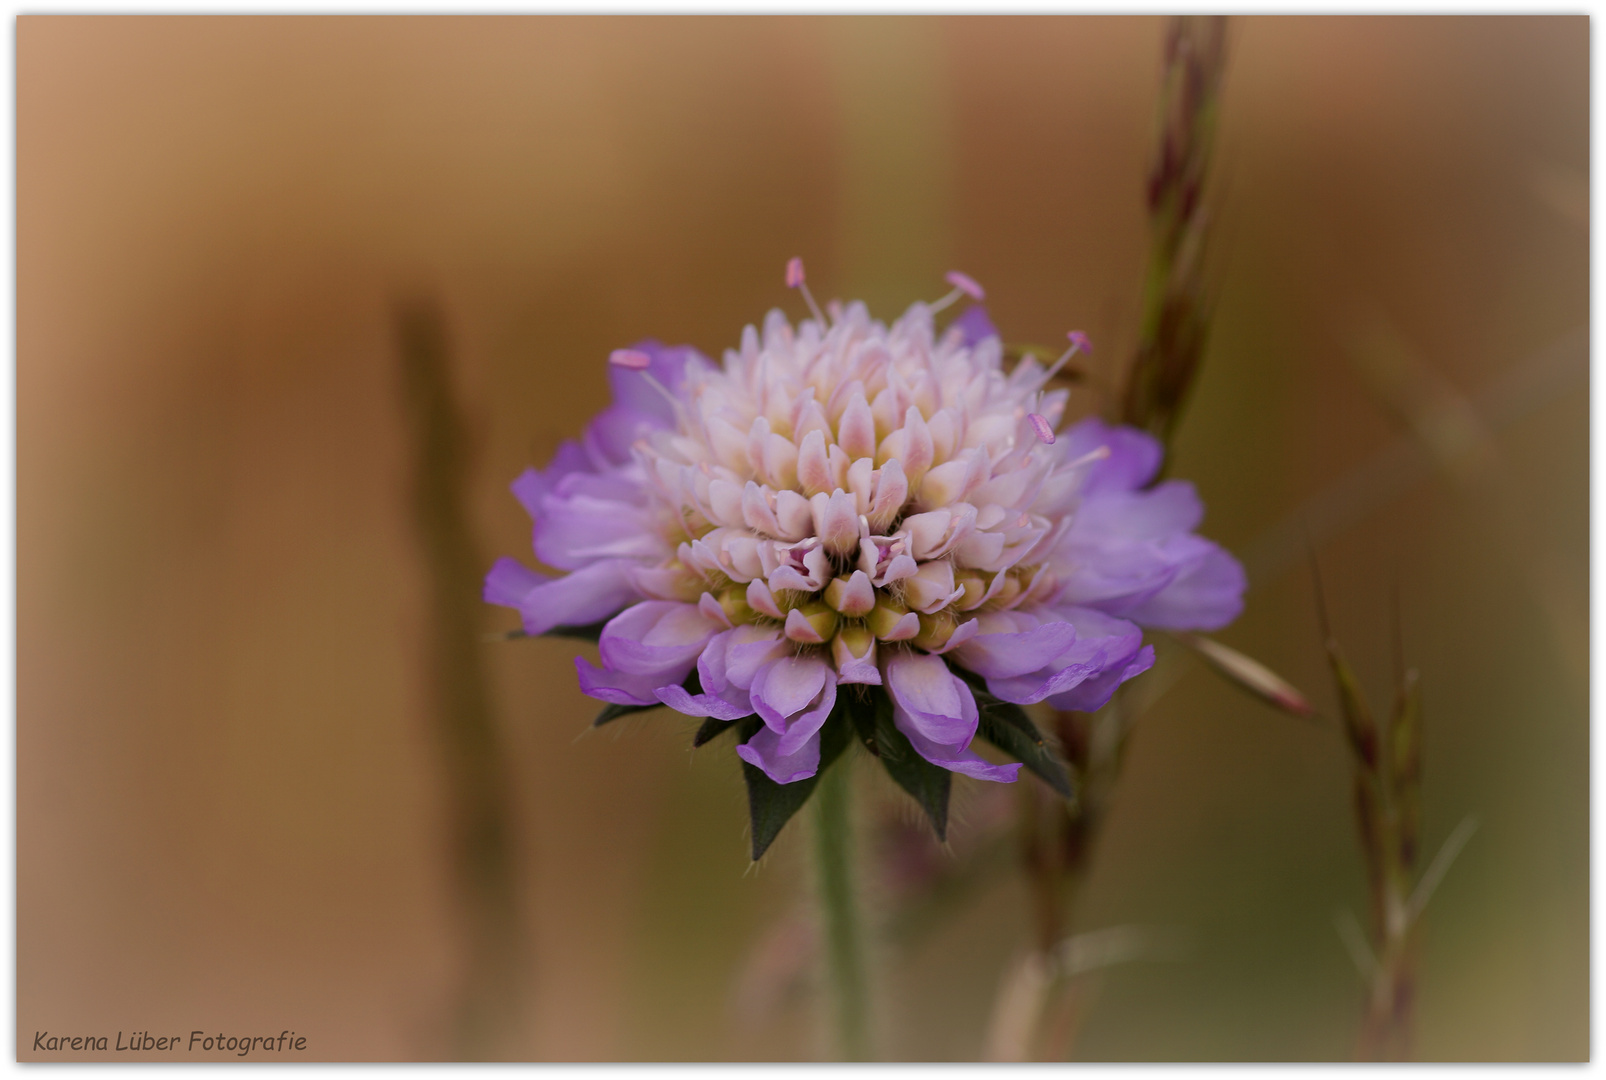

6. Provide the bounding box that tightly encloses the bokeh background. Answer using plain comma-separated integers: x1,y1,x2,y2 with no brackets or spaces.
18,15,1586,1062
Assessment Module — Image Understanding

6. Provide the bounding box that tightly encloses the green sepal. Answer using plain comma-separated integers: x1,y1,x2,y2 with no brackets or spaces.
490,619,609,643
975,702,1074,799
692,715,750,748
592,668,702,729
850,688,951,841
592,700,662,728
741,702,854,861
950,664,1076,799
542,619,610,643
844,688,880,755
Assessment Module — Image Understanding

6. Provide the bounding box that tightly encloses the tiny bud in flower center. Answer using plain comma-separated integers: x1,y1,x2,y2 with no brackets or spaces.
831,624,881,685
904,559,959,613
785,600,840,644
718,584,756,625
913,609,959,652
953,571,989,611
824,571,876,617
609,348,651,370
834,622,875,660
990,572,1024,609
867,595,918,641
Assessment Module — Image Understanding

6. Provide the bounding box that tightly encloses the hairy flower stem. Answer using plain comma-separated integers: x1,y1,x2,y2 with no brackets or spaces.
813,760,873,1062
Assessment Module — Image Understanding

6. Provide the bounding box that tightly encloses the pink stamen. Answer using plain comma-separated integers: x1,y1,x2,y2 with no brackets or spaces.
1031,330,1093,388
1028,413,1056,444
944,270,985,301
609,348,651,370
785,256,827,325
1065,444,1113,471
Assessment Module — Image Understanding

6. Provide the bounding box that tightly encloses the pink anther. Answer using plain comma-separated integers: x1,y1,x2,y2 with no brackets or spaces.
608,348,651,370
944,270,985,301
1027,413,1056,445
1066,330,1092,353
785,257,806,289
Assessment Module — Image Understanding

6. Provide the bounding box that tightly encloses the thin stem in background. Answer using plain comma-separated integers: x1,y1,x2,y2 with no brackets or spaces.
395,299,528,1060
1005,17,1230,1057
812,758,873,1062
1121,14,1229,450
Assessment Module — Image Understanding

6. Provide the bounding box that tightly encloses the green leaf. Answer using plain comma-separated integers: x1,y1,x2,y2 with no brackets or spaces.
692,715,750,748
592,668,703,729
742,705,853,861
851,689,951,841
592,700,663,728
844,688,880,755
542,619,610,643
974,701,1075,799
949,664,1076,799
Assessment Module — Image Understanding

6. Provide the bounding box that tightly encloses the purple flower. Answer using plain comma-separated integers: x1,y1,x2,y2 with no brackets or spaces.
488,274,1244,843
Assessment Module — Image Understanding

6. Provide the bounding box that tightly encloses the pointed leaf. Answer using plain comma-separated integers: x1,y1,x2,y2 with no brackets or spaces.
592,700,663,728
692,715,750,748
859,689,951,841
975,703,1074,799
592,667,703,729
948,664,1075,799
742,708,853,861
843,687,880,756
541,619,610,643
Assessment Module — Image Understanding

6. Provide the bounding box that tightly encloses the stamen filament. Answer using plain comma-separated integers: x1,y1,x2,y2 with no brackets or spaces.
1040,330,1090,386
927,286,965,315
1064,443,1113,471
786,256,828,326
640,370,691,427
928,271,984,315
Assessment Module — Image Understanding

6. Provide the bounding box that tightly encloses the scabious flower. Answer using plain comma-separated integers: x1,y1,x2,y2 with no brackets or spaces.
487,262,1244,854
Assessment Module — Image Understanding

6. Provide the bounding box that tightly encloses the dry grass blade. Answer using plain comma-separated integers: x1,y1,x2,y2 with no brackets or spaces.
1333,907,1383,985
1173,631,1316,719
1408,816,1479,926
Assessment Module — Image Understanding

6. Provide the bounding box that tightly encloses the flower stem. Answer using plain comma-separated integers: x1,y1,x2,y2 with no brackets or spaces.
813,759,872,1061
396,299,528,1058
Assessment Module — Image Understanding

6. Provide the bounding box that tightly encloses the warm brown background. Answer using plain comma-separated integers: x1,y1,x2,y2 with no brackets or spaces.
18,15,1587,1061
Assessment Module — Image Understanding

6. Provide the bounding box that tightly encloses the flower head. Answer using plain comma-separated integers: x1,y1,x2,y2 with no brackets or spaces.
488,267,1244,855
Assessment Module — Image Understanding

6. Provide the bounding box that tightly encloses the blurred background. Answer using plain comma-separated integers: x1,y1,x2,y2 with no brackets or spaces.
17,15,1586,1061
